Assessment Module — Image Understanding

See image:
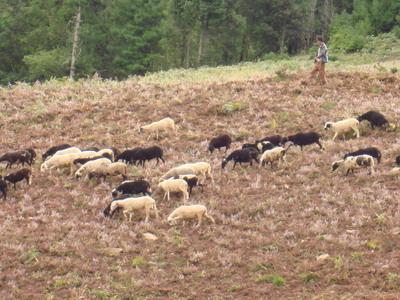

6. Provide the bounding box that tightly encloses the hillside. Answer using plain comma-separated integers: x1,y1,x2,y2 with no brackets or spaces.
1,61,400,299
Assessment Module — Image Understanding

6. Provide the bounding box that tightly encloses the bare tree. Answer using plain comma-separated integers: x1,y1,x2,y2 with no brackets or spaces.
69,6,81,80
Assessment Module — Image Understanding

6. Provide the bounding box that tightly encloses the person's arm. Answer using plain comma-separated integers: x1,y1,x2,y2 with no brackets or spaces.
317,44,327,59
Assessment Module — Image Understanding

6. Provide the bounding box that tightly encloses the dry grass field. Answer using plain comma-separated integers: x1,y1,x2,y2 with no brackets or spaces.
0,64,400,299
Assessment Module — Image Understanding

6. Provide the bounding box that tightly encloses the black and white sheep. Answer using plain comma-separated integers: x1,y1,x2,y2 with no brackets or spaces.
282,131,323,150
222,149,259,169
332,155,375,175
255,135,284,146
4,168,32,190
42,143,72,161
173,174,204,195
208,134,232,153
357,110,389,129
344,147,382,163
0,150,31,169
0,176,7,200
324,118,360,140
24,148,36,165
103,194,138,218
111,179,152,198
259,144,293,168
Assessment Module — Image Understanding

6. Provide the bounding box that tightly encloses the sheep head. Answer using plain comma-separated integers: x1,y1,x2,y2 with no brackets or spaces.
331,160,343,172
324,122,333,130
221,159,228,169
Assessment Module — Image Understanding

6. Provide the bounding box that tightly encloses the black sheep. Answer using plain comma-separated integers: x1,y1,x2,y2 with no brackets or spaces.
4,168,32,190
344,147,382,163
283,132,323,150
208,134,232,153
136,146,165,167
222,149,259,169
0,151,31,169
256,135,284,146
42,144,71,161
0,176,7,200
174,175,204,195
357,110,389,129
115,147,143,165
395,155,400,166
111,179,152,197
24,148,36,165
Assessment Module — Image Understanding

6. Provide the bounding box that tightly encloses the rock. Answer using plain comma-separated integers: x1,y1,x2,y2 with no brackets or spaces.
143,232,158,241
316,253,330,262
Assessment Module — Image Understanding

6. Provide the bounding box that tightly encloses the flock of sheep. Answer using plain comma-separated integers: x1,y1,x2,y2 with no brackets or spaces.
0,110,398,227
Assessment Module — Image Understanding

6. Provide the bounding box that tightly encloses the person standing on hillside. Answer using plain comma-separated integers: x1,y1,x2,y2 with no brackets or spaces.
309,35,328,84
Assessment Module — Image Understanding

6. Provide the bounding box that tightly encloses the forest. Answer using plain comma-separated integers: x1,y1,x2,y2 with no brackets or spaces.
0,0,399,84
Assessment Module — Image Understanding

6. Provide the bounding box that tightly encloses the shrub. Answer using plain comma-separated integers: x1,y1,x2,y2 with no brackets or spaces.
263,52,290,61
256,273,285,286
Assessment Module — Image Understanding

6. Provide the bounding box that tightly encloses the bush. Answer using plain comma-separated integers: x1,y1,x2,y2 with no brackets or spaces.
263,52,290,61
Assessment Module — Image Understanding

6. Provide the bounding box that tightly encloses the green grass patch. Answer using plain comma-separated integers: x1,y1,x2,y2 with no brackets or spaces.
256,273,285,286
320,101,336,111
220,101,248,115
299,272,319,284
131,256,147,268
366,240,380,250
20,249,40,265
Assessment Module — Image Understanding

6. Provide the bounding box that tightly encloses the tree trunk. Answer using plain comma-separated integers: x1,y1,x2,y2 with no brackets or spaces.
280,28,286,54
69,6,81,80
185,33,191,68
239,32,249,62
321,0,334,40
305,0,318,50
197,16,209,67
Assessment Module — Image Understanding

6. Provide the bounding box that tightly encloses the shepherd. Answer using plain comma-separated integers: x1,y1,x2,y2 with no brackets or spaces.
309,35,328,85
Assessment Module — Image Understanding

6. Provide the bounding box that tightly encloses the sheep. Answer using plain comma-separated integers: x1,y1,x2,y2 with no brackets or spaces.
111,179,152,197
0,176,7,200
139,117,176,140
97,148,115,162
282,131,323,150
109,196,159,222
42,143,72,161
74,158,112,179
103,194,138,218
109,147,121,158
242,141,274,153
136,146,165,167
256,135,284,146
73,154,112,167
357,110,389,129
24,148,36,165
167,205,215,227
324,118,360,141
88,162,128,181
181,162,214,184
52,146,82,157
159,166,197,182
222,149,259,169
396,155,400,166
4,168,32,190
208,134,232,153
331,155,375,176
158,178,189,202
115,147,143,165
343,147,382,163
172,174,204,195
260,143,293,168
40,151,97,174
0,150,31,169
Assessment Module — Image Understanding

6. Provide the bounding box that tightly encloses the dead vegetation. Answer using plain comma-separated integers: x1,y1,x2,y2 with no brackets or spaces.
0,71,400,299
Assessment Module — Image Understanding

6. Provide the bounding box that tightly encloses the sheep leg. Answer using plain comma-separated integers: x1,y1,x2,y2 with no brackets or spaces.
317,141,324,150
332,132,338,141
153,204,159,219
204,212,215,224
163,192,167,201
233,161,237,169
354,127,360,138
196,214,203,227
167,191,170,201
160,157,165,163
145,207,150,223
156,130,159,140
123,210,129,220
13,183,16,190
345,169,351,176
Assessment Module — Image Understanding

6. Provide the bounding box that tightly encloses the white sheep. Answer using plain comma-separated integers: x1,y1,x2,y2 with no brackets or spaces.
178,162,213,184
331,155,375,175
51,146,81,158
89,162,128,181
74,158,112,179
158,178,189,202
167,205,215,227
159,166,197,182
40,151,98,174
259,146,288,168
110,196,159,222
324,118,360,141
139,117,176,140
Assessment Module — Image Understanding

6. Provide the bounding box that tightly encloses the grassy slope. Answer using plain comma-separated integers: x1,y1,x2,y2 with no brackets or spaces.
0,56,400,299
